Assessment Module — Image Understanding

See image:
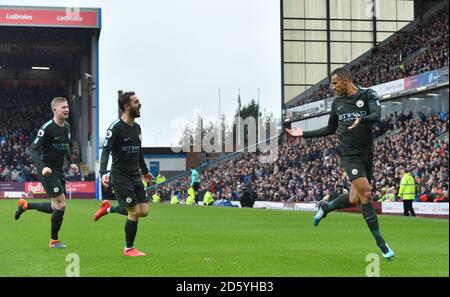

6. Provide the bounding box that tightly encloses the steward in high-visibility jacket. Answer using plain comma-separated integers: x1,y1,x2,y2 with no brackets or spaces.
170,195,180,204
152,192,161,203
156,174,166,184
398,170,416,216
399,172,415,200
203,191,214,206
186,187,196,205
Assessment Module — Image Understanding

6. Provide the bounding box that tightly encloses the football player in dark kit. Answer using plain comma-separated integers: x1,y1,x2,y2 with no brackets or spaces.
286,68,394,260
94,91,152,257
15,97,79,249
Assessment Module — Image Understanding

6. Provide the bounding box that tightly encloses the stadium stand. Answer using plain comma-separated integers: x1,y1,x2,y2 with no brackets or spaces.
287,5,449,108
0,84,95,182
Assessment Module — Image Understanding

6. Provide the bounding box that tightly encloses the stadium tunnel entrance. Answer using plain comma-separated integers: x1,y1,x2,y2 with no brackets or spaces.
0,6,101,197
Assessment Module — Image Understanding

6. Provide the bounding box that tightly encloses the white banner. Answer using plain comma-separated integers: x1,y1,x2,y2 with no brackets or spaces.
295,203,317,212
371,78,404,96
382,202,449,215
2,191,28,198
289,100,326,113
191,200,448,216
252,201,317,211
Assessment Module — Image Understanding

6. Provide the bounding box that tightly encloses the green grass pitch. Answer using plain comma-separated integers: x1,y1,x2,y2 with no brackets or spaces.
0,199,448,276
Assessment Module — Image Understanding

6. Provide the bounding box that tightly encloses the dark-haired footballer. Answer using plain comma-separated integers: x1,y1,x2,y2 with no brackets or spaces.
286,68,394,260
93,91,152,257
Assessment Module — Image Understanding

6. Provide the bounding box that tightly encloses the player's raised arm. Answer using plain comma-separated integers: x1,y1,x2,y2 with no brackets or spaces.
286,105,338,139
360,89,381,124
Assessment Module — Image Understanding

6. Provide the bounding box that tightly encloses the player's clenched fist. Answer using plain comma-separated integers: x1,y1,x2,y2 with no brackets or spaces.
42,167,52,176
101,174,110,187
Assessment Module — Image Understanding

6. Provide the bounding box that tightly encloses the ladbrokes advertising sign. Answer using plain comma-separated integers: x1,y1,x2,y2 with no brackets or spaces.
24,182,95,194
0,6,100,28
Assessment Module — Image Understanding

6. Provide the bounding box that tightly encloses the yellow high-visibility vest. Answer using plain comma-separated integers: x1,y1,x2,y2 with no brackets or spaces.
152,194,161,203
203,191,214,205
170,195,179,204
399,173,416,201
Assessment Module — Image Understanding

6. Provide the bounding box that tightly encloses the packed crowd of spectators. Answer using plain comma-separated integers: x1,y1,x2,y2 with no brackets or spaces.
372,112,449,203
0,84,95,182
288,6,449,108
152,111,449,204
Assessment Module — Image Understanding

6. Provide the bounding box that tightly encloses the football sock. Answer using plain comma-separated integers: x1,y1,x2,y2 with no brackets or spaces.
51,209,65,240
28,202,53,214
327,193,351,212
361,203,385,246
125,219,138,249
110,205,128,216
